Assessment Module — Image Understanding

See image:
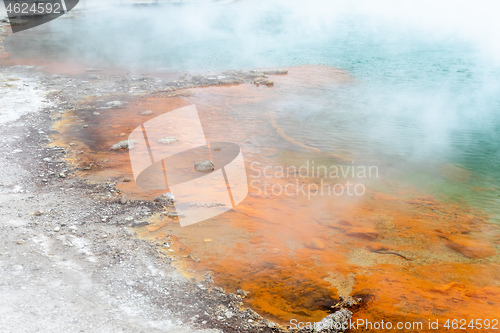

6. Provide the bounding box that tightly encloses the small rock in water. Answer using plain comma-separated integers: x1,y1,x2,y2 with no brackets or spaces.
140,110,153,115
158,137,179,145
346,227,379,240
445,234,497,259
110,140,138,151
305,238,326,250
194,160,215,172
122,177,132,183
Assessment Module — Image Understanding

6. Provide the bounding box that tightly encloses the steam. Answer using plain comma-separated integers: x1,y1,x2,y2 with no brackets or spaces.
11,0,500,172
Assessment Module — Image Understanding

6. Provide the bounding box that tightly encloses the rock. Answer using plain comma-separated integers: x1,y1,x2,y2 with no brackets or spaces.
194,160,214,172
305,238,326,250
119,195,128,205
338,220,352,227
346,227,379,240
110,140,137,151
53,226,60,232
166,212,185,218
122,177,132,182
106,101,127,108
93,112,100,116
446,234,497,259
313,309,352,332
236,289,249,297
155,192,176,204
158,137,179,145
261,69,288,75
33,210,43,216
59,172,66,178
140,110,153,115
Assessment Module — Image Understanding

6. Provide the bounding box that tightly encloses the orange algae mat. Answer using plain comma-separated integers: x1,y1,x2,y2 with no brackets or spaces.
52,65,500,329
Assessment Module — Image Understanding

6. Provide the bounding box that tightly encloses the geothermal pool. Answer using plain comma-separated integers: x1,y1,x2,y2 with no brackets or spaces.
3,1,500,328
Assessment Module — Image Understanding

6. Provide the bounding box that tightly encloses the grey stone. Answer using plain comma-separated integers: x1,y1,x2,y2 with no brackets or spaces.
194,160,214,172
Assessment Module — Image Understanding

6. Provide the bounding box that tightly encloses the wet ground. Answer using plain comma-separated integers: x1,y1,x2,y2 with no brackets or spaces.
2,16,500,332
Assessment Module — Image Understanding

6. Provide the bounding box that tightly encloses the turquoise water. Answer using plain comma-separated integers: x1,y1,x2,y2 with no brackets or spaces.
7,3,500,221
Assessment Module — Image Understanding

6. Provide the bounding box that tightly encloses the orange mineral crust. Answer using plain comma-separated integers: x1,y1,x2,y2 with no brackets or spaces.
50,65,500,326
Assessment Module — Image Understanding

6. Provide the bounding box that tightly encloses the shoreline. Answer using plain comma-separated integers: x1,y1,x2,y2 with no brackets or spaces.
0,57,354,332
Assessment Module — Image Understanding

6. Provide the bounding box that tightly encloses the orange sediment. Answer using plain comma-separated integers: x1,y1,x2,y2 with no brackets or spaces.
50,65,500,328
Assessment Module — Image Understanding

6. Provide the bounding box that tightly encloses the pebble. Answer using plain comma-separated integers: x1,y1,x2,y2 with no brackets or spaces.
110,140,137,151
194,160,215,172
33,210,43,216
158,137,179,145
123,177,132,182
